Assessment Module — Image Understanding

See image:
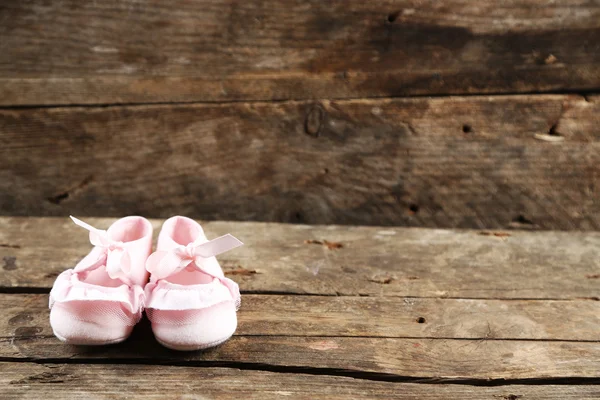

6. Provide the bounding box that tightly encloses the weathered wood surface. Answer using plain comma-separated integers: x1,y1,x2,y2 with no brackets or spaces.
1,95,599,229
1,219,598,396
4,324,600,380
1,0,599,105
3,294,599,341
2,218,599,299
4,364,599,400
1,295,599,380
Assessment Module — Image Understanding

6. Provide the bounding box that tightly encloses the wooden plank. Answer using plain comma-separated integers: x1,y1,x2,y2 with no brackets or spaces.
1,294,599,380
3,294,599,341
1,95,599,230
3,364,599,400
3,330,599,380
239,296,600,341
0,0,599,105
1,217,599,299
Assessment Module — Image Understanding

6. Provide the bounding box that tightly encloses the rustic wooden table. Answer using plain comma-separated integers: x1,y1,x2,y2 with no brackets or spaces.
1,217,599,398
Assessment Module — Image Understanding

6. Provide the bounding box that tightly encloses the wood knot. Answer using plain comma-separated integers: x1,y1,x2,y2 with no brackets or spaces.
304,105,325,137
9,312,33,325
15,326,43,336
3,256,17,271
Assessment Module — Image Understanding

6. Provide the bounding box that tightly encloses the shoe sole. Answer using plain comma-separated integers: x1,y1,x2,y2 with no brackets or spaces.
53,330,129,346
155,335,232,351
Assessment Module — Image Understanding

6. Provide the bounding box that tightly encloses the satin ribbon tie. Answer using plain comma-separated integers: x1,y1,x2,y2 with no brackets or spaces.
70,216,132,284
146,234,243,281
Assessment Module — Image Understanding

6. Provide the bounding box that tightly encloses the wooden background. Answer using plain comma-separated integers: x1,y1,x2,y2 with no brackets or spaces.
1,0,599,229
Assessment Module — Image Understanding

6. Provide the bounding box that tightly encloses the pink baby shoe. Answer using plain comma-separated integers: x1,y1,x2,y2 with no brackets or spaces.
144,216,243,351
49,216,153,345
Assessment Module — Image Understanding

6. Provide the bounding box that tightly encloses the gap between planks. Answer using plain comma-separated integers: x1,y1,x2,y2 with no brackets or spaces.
1,333,599,344
3,363,600,400
1,286,599,302
7,336,599,344
0,90,595,110
1,358,599,387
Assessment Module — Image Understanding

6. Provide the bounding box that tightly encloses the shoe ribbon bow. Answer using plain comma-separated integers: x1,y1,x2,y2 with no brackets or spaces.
146,234,243,281
70,216,133,284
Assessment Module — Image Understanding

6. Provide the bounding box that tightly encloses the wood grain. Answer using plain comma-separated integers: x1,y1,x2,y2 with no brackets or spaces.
2,294,599,380
2,217,599,299
3,294,599,341
1,217,598,392
4,364,599,400
1,0,600,105
1,95,599,229
3,330,599,380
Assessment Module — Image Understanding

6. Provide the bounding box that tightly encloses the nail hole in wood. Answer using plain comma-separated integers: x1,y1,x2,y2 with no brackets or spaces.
462,124,473,134
548,123,561,136
387,11,401,23
409,204,420,213
513,215,534,225
417,317,426,323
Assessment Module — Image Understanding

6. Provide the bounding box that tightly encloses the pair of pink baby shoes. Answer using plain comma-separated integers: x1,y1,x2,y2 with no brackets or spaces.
49,215,243,351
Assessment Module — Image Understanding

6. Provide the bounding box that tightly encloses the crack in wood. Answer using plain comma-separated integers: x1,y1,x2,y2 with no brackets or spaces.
0,244,21,249
46,175,94,205
9,371,71,385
